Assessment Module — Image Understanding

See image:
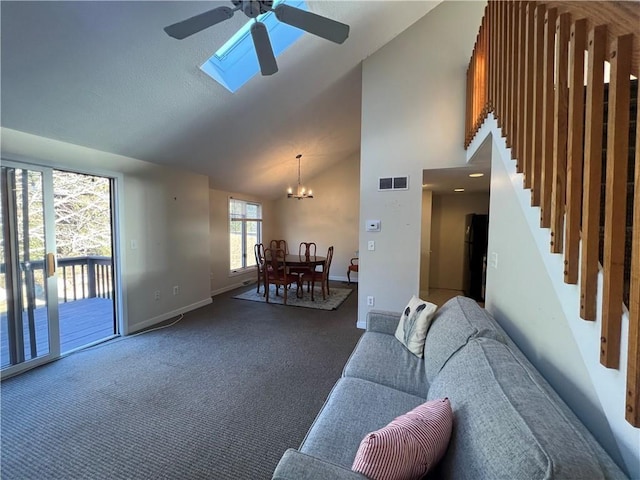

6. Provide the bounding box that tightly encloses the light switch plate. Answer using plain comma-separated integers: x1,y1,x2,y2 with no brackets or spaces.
367,240,375,251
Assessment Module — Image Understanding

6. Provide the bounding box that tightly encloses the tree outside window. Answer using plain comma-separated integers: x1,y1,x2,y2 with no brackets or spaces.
229,198,262,272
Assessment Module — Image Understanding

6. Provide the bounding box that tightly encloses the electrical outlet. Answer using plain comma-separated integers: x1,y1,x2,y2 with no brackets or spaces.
154,290,160,300
173,285,179,295
490,252,498,269
367,296,375,306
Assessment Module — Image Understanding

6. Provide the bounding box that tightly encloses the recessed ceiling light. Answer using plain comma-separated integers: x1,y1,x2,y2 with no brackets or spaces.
469,173,484,178
454,188,465,192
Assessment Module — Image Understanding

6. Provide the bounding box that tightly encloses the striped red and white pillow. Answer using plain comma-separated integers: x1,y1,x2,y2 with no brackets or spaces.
351,398,453,480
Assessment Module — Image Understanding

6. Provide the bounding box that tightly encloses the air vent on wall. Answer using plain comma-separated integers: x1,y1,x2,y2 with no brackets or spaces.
378,176,409,191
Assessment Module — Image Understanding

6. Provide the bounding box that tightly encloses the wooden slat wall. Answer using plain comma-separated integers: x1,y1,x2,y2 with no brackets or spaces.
464,0,640,426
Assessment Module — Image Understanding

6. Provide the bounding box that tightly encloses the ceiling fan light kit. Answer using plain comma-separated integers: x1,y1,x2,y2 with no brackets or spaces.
165,0,350,78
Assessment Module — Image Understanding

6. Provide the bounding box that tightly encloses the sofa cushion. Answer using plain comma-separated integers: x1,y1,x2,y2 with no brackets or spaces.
426,337,606,480
394,296,438,358
423,296,506,382
366,310,402,335
300,377,426,469
342,332,428,397
351,398,452,480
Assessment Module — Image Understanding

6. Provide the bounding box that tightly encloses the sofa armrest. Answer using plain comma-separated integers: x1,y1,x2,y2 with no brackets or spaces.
366,310,402,335
272,449,369,480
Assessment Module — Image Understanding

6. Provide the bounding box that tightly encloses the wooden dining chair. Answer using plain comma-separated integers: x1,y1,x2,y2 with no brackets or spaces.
269,239,289,254
347,257,359,284
289,242,317,277
264,248,300,305
254,243,267,295
302,246,333,301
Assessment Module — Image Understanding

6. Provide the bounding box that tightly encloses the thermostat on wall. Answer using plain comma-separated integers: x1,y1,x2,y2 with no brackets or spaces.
366,220,381,232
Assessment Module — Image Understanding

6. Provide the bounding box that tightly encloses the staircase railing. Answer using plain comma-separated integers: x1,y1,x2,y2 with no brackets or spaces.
465,1,639,426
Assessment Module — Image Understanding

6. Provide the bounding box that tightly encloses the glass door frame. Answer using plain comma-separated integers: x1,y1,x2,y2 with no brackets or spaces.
1,154,127,373
1,160,60,378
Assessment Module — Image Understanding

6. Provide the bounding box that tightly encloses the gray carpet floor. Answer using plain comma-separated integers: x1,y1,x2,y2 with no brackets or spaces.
1,282,362,480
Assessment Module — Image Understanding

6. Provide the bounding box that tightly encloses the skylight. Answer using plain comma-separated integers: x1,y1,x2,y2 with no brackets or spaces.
200,0,308,93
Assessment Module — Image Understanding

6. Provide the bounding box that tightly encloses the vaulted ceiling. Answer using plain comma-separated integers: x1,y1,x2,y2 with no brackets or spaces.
1,1,486,198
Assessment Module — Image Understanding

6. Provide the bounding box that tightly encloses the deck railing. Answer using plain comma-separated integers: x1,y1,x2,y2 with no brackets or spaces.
1,256,113,303
465,1,639,426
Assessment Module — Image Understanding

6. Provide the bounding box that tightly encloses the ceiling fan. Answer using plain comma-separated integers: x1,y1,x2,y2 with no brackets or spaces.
164,0,350,76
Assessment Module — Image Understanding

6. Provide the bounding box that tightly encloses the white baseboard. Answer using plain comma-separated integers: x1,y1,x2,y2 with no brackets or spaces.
126,297,213,334
356,320,366,329
212,276,354,298
211,279,256,297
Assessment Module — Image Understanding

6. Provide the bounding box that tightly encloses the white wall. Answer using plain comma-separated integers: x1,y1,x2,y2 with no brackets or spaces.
359,1,487,326
209,188,276,295
429,192,489,290
273,153,360,282
475,116,640,477
1,127,212,334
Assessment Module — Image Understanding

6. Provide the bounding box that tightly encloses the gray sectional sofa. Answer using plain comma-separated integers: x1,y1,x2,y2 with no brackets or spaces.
272,296,627,479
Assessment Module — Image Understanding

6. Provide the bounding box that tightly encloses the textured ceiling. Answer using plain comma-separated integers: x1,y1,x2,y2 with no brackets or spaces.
1,1,486,198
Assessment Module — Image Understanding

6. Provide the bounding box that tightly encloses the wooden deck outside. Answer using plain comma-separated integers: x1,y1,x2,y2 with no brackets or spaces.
1,297,115,368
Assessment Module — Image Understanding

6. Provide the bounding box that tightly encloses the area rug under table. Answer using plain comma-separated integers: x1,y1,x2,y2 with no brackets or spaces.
233,284,353,310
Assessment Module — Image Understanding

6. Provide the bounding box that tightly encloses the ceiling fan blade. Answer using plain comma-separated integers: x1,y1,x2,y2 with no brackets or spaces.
164,6,235,40
274,4,349,44
251,22,278,76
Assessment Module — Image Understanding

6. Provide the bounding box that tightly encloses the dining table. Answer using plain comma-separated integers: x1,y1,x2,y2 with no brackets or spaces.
265,252,327,301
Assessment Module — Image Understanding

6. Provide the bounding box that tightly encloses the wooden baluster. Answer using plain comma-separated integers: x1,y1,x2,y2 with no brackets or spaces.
471,46,476,141
530,4,547,203
508,2,519,158
481,16,488,118
501,0,509,131
601,34,633,369
539,7,557,225
564,19,587,284
487,1,496,112
518,2,533,178
580,25,607,321
627,63,640,427
497,1,505,129
483,8,490,116
466,64,471,146
504,1,513,146
522,3,535,188
516,2,528,172
511,2,522,165
550,13,570,253
491,0,498,114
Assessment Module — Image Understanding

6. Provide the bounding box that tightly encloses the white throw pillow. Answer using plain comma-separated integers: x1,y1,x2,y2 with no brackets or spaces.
394,295,438,357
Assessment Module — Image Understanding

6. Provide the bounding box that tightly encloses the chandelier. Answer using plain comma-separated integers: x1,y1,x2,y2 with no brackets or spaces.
287,154,313,199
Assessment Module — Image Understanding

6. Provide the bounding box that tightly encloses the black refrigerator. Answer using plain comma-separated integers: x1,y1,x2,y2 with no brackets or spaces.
462,214,489,301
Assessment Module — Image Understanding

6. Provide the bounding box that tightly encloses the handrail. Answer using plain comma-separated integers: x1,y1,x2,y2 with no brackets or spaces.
465,1,640,426
0,255,113,303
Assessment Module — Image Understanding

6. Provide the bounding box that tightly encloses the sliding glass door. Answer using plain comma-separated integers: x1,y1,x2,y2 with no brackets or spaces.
1,162,59,374
1,162,120,377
